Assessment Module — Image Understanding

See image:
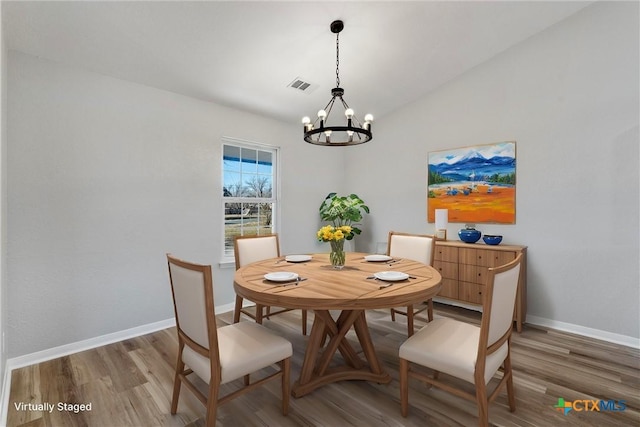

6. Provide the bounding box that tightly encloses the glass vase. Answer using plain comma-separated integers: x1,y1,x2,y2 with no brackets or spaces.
329,239,346,269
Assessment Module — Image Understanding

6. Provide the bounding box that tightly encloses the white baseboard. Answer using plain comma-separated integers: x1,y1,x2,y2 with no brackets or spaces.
434,298,639,349
434,297,484,313
5,318,176,372
216,301,237,316
4,300,238,373
525,315,640,349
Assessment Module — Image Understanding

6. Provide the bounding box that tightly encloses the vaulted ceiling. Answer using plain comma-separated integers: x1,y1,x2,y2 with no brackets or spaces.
3,1,592,123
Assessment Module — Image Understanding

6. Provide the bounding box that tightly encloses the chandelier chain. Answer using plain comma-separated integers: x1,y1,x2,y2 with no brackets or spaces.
335,32,340,88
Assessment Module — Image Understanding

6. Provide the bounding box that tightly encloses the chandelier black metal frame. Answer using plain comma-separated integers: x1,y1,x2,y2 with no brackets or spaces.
302,20,373,146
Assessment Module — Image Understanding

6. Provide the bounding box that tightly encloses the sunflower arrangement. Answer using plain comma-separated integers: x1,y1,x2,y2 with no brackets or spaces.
316,225,353,242
316,225,352,268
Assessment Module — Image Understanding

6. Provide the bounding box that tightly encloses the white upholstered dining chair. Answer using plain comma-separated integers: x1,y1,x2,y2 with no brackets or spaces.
387,231,436,336
167,254,292,425
399,253,523,427
232,234,307,335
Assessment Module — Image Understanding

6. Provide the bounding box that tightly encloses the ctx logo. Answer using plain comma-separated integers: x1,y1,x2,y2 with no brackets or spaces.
554,398,626,415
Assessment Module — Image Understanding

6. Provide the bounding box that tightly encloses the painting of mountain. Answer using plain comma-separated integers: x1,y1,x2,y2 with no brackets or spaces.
428,141,516,224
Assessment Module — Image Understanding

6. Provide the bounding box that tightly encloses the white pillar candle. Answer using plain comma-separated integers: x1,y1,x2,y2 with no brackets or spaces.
435,209,448,229
435,209,448,239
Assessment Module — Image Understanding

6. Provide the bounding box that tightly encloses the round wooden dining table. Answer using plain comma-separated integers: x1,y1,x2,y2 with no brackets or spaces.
233,251,442,398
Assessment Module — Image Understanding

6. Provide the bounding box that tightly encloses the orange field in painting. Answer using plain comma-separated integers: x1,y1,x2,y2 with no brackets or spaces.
428,185,515,224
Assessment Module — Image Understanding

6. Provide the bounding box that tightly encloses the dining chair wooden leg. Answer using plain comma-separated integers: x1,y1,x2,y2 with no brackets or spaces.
302,310,308,335
233,295,243,323
407,305,414,337
504,354,516,411
400,358,409,417
475,380,489,427
390,308,396,321
281,358,290,415
427,299,434,322
255,304,264,324
205,380,220,426
171,349,185,414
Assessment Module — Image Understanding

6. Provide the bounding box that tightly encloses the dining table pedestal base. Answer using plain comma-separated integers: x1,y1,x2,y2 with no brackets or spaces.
291,309,392,398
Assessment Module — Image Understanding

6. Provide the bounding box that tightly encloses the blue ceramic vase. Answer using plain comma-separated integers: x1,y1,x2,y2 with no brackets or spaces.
458,227,481,244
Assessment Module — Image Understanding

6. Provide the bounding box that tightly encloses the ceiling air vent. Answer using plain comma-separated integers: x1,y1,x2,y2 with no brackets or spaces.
288,77,317,94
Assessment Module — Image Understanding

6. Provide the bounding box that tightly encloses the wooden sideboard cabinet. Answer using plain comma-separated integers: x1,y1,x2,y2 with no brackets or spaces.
433,240,527,332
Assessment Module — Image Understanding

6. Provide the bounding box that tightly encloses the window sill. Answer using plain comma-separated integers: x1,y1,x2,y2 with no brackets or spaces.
218,260,235,269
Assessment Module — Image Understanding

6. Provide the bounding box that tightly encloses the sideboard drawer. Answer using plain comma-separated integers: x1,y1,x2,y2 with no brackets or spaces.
459,265,488,284
489,250,516,267
433,260,458,280
435,245,458,262
438,278,459,299
459,281,485,305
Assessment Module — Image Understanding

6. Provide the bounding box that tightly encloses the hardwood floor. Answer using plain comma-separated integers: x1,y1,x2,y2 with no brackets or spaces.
7,303,640,426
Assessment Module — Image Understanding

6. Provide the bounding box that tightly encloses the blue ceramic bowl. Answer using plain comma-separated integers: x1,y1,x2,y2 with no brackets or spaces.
483,235,503,245
458,228,481,243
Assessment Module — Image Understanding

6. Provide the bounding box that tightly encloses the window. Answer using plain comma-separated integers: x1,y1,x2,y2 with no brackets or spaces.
222,138,278,258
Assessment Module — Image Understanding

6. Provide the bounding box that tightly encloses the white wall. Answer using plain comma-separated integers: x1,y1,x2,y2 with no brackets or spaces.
6,51,342,358
0,1,8,378
348,1,639,341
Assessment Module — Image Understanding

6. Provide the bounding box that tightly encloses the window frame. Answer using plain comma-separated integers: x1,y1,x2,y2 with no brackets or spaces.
220,137,280,265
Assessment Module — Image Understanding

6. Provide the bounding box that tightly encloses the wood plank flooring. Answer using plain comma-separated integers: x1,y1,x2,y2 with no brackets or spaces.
7,303,640,426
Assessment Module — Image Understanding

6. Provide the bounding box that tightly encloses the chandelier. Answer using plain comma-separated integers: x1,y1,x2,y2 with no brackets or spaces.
302,20,373,146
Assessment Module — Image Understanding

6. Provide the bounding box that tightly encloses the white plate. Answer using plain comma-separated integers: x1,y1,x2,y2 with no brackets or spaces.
285,254,312,263
264,272,299,282
364,254,393,262
374,271,409,282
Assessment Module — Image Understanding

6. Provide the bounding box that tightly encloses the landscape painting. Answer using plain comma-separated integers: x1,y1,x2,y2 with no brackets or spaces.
428,141,516,224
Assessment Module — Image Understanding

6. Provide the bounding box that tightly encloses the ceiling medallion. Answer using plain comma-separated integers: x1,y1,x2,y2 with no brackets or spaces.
302,20,373,146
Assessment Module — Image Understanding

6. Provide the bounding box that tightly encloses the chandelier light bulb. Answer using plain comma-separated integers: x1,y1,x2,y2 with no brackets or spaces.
317,110,327,120
364,114,374,123
302,116,311,125
345,108,354,118
324,130,332,137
